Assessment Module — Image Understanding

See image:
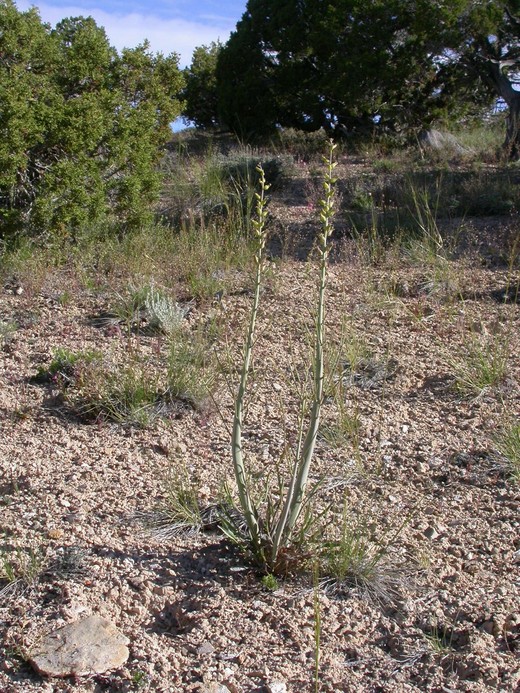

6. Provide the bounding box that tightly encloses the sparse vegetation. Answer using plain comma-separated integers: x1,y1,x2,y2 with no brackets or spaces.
32,327,215,424
110,283,186,336
0,546,46,593
33,347,102,388
318,507,410,606
320,400,361,450
148,467,206,538
422,621,456,657
1,0,520,687
145,285,187,336
260,573,279,591
1,124,519,692
0,320,17,347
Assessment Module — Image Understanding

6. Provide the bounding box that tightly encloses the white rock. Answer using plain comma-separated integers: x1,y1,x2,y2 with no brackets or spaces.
267,682,287,693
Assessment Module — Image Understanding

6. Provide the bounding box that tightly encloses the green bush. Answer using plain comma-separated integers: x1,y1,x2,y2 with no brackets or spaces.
0,1,184,239
273,128,329,161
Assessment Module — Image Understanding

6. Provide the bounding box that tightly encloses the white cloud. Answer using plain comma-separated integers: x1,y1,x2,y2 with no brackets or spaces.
15,1,235,66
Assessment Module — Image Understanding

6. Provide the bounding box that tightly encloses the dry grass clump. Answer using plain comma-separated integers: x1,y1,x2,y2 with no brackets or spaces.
496,422,520,482
32,326,216,426
319,516,410,605
449,333,510,398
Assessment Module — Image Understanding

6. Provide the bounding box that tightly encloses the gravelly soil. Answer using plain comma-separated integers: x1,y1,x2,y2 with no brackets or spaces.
1,173,519,692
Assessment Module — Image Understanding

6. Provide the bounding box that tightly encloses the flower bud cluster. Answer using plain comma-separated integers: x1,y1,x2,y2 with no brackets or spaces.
252,165,270,265
318,143,337,255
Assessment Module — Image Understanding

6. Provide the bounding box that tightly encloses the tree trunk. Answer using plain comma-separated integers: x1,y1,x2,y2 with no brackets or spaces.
505,93,520,160
487,60,520,160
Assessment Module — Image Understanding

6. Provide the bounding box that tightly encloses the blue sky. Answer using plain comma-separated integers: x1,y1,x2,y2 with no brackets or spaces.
15,0,247,66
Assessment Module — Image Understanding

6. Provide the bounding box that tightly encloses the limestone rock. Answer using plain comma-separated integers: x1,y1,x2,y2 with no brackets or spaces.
30,615,129,677
419,129,469,155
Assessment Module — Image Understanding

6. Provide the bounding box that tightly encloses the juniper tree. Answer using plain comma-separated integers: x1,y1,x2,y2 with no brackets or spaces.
0,0,185,238
217,0,520,156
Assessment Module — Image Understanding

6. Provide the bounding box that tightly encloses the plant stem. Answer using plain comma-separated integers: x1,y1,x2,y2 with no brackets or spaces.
271,141,337,562
231,165,269,556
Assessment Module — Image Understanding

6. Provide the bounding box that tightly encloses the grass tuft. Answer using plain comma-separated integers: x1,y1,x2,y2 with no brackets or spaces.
0,321,17,347
318,506,412,606
147,468,206,538
450,333,509,397
1,546,47,599
260,573,279,591
320,404,361,449
422,621,456,656
33,330,216,426
496,423,520,482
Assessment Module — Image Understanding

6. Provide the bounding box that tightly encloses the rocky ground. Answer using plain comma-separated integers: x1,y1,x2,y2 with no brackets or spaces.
0,163,519,692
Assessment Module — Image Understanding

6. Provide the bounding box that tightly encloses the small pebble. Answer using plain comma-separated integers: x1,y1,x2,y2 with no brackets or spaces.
267,682,287,693
424,526,438,540
198,641,216,656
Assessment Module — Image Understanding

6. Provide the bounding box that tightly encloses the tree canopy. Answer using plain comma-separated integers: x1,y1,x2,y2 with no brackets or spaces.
182,41,222,129
215,0,520,155
0,0,184,237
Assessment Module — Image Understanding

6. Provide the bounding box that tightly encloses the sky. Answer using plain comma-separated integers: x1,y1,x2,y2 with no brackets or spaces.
15,0,247,67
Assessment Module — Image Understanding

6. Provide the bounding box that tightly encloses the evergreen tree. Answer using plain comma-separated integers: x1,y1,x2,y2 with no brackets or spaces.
216,0,520,155
183,41,222,129
0,0,185,237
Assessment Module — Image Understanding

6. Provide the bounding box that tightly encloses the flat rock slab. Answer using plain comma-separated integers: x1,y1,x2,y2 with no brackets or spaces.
30,615,129,677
